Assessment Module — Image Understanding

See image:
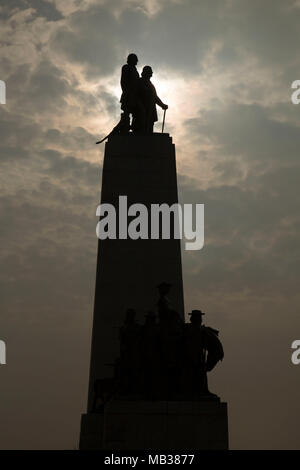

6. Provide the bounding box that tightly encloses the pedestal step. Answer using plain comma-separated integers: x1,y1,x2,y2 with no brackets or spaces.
80,400,229,450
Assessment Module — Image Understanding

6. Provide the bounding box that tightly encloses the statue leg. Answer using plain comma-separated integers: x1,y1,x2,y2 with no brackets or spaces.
120,112,130,133
146,121,154,134
132,102,146,134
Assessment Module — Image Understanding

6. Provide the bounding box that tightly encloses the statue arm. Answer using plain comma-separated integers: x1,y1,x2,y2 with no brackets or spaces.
120,65,129,92
155,94,168,110
152,83,168,110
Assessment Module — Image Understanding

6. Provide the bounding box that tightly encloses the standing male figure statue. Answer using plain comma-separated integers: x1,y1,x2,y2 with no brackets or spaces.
96,56,169,142
183,310,224,398
120,53,145,133
139,66,168,134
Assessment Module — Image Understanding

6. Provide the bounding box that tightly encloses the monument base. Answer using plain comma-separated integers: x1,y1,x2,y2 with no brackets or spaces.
79,400,228,450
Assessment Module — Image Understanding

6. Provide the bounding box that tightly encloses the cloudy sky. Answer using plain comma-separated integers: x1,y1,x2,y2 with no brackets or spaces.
1,0,300,449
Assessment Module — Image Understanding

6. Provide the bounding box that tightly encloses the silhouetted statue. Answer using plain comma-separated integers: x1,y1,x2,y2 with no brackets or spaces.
140,311,160,398
119,308,141,394
96,286,224,405
91,376,118,412
96,57,169,143
95,112,130,144
157,282,172,323
139,66,168,134
96,53,140,144
120,53,146,134
120,54,139,113
182,310,224,398
157,282,183,327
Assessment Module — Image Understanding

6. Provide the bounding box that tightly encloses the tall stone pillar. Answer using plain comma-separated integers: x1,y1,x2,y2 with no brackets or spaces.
87,133,184,412
79,133,229,450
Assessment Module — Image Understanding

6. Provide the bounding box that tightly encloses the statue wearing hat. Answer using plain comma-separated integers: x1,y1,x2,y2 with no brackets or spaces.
138,66,168,134
96,57,168,143
112,286,224,401
182,309,224,398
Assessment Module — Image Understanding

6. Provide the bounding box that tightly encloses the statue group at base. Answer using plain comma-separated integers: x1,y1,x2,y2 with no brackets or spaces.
91,283,224,412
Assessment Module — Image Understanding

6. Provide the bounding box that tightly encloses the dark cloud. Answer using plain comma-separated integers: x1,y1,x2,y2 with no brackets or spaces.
48,0,300,78
40,147,100,183
179,162,300,294
30,0,63,21
0,0,63,21
185,102,300,165
0,109,41,148
43,126,98,153
16,59,70,112
224,0,300,67
50,0,226,77
51,5,124,77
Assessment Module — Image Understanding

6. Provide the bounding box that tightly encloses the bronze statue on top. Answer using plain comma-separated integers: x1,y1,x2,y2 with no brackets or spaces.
138,66,168,134
120,53,143,134
96,54,168,143
120,54,139,113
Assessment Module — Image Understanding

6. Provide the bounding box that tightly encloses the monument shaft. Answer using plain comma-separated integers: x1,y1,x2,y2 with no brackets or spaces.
87,133,185,412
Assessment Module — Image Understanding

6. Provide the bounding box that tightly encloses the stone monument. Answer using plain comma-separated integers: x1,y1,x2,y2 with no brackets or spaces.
79,54,228,450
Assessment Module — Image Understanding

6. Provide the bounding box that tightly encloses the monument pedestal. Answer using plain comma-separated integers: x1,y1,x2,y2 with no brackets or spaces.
80,133,229,450
80,400,228,450
87,134,184,411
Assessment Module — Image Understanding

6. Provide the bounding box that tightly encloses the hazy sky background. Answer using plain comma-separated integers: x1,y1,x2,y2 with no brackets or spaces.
1,0,300,449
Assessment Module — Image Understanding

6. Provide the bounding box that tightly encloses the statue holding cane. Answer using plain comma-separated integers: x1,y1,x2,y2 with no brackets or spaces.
138,66,168,134
96,58,168,143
